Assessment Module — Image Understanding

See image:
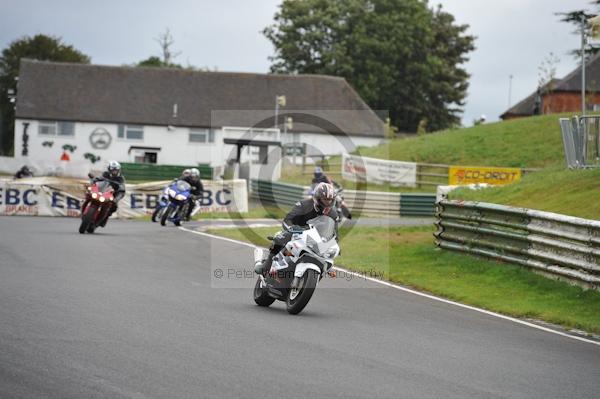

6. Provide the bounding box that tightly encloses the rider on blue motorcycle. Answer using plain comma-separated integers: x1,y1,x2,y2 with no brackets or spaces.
181,168,203,221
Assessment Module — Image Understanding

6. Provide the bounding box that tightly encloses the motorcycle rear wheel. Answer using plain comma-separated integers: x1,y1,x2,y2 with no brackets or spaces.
286,270,319,314
79,204,98,234
253,277,275,307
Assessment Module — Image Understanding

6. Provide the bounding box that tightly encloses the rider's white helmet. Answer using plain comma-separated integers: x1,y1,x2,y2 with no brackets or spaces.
107,160,121,178
189,168,200,181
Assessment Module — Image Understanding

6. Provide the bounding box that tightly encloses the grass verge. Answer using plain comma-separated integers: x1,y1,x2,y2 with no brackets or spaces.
207,225,600,334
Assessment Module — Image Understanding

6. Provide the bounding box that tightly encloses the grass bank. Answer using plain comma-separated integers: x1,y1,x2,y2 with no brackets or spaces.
358,113,568,168
208,225,600,334
281,114,570,190
449,166,600,220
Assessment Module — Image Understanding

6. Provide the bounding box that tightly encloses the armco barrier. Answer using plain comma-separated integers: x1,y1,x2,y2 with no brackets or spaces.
250,179,436,217
400,193,437,216
343,189,401,217
435,199,600,289
249,179,305,207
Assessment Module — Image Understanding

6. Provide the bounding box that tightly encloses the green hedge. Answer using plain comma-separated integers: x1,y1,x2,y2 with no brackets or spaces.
121,163,213,181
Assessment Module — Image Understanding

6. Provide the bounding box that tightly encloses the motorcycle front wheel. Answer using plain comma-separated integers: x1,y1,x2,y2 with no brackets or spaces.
286,270,319,314
160,205,174,226
253,277,275,307
151,206,164,222
79,204,98,234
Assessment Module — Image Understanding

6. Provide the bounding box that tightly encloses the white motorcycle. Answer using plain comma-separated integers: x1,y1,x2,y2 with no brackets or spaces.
253,215,340,315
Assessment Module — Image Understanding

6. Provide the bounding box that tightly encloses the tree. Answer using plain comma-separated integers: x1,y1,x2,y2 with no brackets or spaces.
0,34,90,155
136,28,182,68
537,52,560,113
557,0,600,58
137,55,181,68
263,0,475,132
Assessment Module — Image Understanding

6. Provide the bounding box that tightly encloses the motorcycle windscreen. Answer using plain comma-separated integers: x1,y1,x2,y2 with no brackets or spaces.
176,180,191,192
95,180,113,193
307,215,336,241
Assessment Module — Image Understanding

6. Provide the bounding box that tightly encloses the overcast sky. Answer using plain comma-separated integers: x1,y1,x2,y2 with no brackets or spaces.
0,0,593,126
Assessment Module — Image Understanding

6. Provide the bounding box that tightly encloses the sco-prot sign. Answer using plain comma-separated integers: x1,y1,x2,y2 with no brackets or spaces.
449,166,521,185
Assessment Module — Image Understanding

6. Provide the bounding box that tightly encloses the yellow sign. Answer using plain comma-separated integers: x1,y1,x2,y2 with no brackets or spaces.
449,166,521,186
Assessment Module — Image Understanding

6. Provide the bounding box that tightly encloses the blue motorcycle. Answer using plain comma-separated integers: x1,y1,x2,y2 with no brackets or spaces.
156,180,192,226
151,185,171,223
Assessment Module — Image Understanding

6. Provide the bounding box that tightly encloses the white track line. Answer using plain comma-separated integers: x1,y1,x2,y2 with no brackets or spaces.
178,226,600,347
179,226,257,248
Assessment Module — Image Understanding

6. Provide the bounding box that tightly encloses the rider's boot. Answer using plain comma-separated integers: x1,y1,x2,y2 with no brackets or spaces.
100,205,116,227
255,252,275,275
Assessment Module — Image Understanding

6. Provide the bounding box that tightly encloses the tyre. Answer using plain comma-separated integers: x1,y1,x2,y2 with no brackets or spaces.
151,206,164,222
87,224,95,233
160,205,173,226
79,204,98,234
253,277,275,307
286,270,319,315
174,219,181,227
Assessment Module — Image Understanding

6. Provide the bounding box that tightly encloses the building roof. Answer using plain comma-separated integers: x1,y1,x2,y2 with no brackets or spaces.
15,59,385,138
554,51,600,92
500,52,600,119
499,79,559,119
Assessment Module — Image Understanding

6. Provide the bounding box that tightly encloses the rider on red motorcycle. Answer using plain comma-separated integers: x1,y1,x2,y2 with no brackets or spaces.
85,161,126,225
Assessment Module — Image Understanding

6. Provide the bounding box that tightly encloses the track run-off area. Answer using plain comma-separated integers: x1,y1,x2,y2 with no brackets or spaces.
1,216,599,399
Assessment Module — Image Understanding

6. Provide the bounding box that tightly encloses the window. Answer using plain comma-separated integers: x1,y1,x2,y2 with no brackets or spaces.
189,128,215,143
38,121,75,136
57,122,75,136
39,122,56,136
118,125,144,140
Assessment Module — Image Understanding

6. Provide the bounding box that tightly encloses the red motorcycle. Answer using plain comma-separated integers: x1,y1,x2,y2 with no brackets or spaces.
79,180,115,234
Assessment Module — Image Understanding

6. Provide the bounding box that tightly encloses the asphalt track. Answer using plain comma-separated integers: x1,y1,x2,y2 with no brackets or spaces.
0,216,599,399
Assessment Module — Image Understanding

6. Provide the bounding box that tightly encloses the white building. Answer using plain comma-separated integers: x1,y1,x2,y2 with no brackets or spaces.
13,59,385,178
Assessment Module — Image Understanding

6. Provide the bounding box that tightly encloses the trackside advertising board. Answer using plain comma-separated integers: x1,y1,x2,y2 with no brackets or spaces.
0,178,248,218
448,166,521,186
342,154,417,187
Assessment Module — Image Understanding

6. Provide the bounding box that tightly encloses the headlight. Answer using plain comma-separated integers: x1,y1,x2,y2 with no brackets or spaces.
99,196,105,203
175,194,187,201
325,247,338,258
91,192,98,199
168,189,177,197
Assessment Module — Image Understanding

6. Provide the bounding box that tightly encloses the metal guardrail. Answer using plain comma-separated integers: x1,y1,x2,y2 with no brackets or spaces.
400,193,437,216
343,190,401,217
435,199,600,290
250,179,436,217
249,179,305,207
